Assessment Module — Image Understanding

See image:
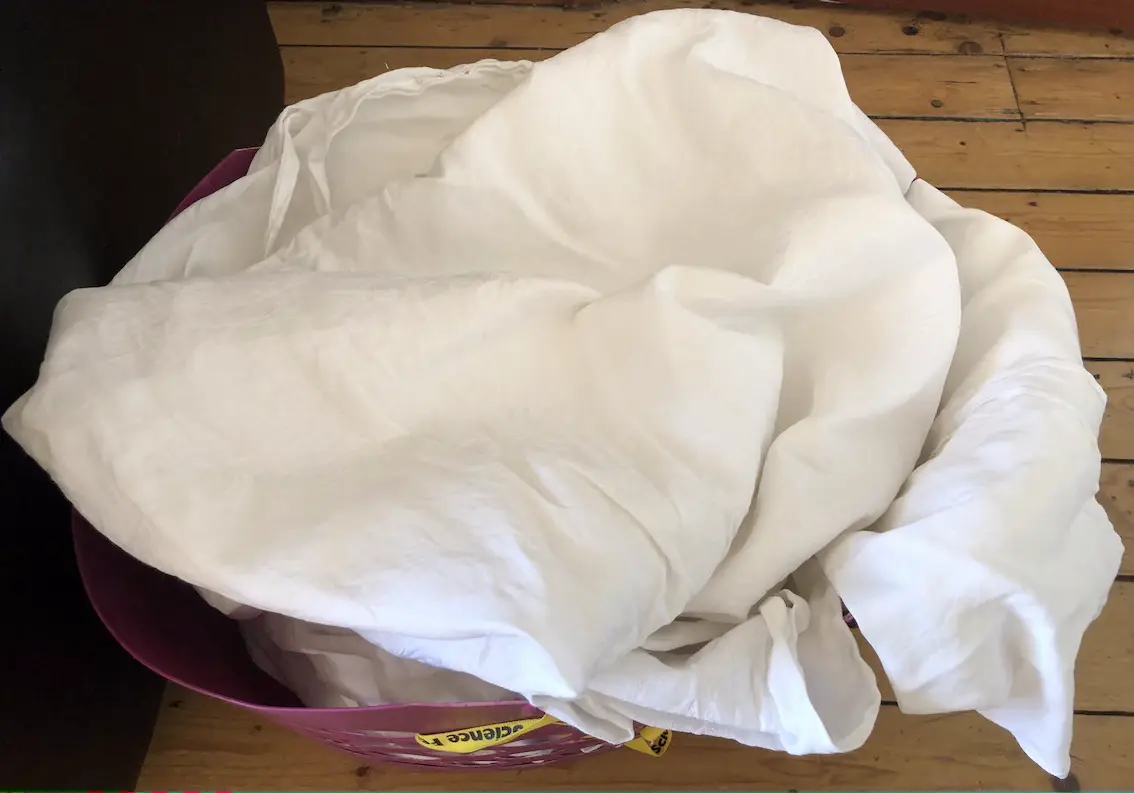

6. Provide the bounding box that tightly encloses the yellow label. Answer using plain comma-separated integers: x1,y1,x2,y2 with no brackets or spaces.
414,713,558,754
623,725,673,757
415,715,672,757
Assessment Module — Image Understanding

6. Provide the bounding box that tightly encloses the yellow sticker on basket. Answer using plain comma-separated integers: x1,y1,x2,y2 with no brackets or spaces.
414,713,559,754
623,725,673,757
415,715,673,758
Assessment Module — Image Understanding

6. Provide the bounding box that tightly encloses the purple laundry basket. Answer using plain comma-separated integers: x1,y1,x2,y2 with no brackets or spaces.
71,149,619,771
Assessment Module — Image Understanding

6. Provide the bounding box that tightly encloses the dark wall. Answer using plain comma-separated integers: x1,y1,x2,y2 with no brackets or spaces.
0,2,283,788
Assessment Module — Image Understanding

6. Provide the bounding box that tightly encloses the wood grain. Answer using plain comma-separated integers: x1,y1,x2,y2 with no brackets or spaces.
859,583,1134,712
139,687,1133,790
839,0,1134,36
842,55,1015,119
1100,463,1134,573
1066,272,1134,358
1091,361,1134,460
1001,25,1134,58
268,1,1005,54
281,46,1018,119
1012,58,1134,122
952,192,1134,271
271,0,1134,34
268,1,1134,59
275,0,1134,35
879,120,1134,190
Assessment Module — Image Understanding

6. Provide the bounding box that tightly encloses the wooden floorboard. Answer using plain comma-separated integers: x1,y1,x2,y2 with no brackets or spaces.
845,0,1134,34
1012,58,1134,122
1066,273,1134,358
950,192,1134,271
269,0,1134,58
1092,362,1134,460
843,54,1015,119
879,120,1134,191
1001,25,1134,58
139,687,1134,790
1100,463,1134,573
269,1,1007,54
141,2,1134,789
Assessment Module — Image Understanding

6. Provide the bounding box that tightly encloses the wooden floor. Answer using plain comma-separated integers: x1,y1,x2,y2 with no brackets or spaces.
139,1,1134,789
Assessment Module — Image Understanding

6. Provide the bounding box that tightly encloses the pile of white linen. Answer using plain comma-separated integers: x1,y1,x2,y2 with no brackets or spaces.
3,9,1121,777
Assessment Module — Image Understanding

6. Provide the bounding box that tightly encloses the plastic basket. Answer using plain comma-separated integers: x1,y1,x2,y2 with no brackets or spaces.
71,149,620,771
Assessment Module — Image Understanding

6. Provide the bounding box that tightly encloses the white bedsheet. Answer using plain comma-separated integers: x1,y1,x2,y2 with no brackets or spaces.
3,9,1120,775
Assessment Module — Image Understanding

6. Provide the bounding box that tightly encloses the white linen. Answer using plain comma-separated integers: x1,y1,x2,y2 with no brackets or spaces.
201,590,518,708
821,179,1121,773
244,611,520,709
3,9,1120,775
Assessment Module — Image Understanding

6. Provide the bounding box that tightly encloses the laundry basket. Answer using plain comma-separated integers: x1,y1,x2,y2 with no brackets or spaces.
71,150,620,771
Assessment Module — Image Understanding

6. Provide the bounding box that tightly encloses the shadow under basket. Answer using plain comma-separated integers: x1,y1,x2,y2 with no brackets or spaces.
70,148,619,771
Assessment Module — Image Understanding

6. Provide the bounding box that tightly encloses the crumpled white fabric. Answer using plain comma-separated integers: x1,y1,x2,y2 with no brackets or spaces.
243,617,515,708
200,590,519,708
822,179,1122,773
2,9,1121,776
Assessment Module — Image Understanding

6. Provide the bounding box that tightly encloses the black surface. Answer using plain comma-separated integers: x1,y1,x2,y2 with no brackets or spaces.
0,1,283,788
